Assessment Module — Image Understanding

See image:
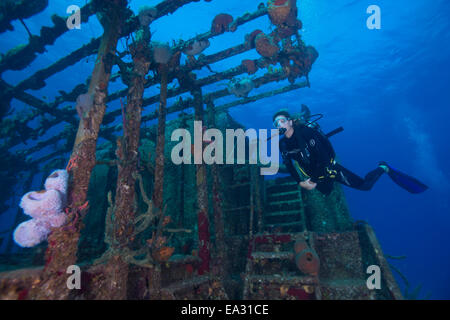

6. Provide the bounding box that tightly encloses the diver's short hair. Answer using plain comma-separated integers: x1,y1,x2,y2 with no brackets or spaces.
272,110,291,122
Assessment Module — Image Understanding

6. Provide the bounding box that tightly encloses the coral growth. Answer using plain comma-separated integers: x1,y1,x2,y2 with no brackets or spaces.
168,50,182,72
246,29,263,48
20,189,64,221
295,248,320,276
294,239,308,254
13,169,69,247
241,59,257,75
280,45,319,83
44,169,69,197
287,287,314,300
95,174,174,268
274,21,301,40
153,246,175,262
152,42,172,64
267,0,297,26
183,39,210,56
227,77,255,98
255,33,280,58
138,6,157,26
13,219,50,248
211,13,233,34
75,93,94,119
304,46,319,71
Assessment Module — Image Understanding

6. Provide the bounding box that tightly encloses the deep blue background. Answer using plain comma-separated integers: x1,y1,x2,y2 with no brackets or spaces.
0,0,449,299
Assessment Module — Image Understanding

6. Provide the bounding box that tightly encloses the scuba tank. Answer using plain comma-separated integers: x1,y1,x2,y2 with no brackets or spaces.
291,104,344,138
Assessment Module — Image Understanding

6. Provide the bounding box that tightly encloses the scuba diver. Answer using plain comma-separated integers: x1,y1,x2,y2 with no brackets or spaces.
273,106,428,196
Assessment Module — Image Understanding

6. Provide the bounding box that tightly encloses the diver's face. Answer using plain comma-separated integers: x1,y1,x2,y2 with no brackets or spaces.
274,116,292,130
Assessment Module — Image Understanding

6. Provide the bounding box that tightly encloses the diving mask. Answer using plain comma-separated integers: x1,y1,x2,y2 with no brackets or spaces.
274,116,289,135
273,116,289,129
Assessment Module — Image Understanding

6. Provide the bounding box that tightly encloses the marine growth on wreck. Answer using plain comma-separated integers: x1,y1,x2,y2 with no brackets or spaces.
0,0,410,301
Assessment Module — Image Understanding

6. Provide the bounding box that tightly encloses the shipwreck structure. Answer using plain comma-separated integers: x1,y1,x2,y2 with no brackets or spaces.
0,0,403,300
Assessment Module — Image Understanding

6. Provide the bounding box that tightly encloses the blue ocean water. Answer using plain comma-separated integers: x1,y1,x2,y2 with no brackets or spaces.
1,0,449,299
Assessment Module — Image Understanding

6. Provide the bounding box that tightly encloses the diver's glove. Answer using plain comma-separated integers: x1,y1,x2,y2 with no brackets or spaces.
299,179,317,190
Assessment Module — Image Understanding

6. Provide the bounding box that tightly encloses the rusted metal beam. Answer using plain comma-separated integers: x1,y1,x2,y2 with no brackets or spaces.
145,63,169,301
144,70,302,121
0,79,76,124
206,100,226,279
105,24,152,300
98,70,303,140
152,64,168,210
104,29,269,125
0,0,206,141
0,0,48,34
99,69,276,137
14,38,101,92
24,73,307,168
361,224,404,300
254,166,263,234
5,2,309,174
17,67,290,164
215,81,309,113
2,2,266,151
192,86,211,275
0,2,96,75
8,0,208,109
28,0,127,300
100,5,270,123
112,35,151,245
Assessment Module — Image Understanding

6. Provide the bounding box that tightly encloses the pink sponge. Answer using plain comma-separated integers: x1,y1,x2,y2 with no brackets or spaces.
44,169,69,194
13,220,50,248
47,211,67,228
19,189,64,219
13,169,69,248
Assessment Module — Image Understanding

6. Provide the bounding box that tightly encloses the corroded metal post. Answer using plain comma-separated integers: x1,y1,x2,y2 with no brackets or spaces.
28,0,126,300
206,101,226,278
243,165,257,300
177,113,189,228
103,23,152,300
145,63,169,300
113,25,151,250
254,167,263,233
152,65,168,210
192,87,211,275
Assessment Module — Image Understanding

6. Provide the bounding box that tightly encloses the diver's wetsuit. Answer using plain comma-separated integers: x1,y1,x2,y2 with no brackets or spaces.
280,124,385,195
